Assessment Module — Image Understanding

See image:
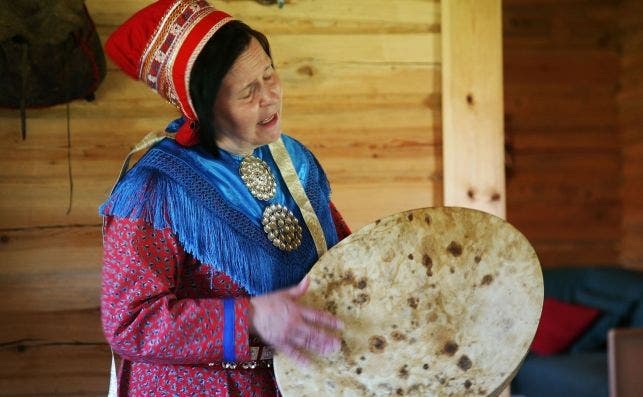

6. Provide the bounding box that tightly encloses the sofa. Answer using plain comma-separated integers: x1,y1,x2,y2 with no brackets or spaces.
511,267,643,397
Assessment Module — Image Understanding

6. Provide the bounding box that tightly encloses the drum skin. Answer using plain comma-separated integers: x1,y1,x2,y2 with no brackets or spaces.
274,207,544,397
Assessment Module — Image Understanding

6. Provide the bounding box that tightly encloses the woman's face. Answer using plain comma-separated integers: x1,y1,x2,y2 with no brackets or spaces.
212,37,282,155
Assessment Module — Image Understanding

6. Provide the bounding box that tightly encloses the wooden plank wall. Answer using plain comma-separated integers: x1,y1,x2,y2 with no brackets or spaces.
619,0,643,270
0,1,440,394
503,0,623,267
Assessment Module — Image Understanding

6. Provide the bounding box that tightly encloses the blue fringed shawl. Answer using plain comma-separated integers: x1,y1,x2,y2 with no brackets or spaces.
99,135,338,295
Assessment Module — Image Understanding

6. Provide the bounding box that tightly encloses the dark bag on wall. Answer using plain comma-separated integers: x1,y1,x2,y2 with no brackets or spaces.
0,0,106,138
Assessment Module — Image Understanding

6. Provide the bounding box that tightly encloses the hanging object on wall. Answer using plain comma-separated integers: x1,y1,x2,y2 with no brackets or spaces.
0,0,107,139
255,0,285,9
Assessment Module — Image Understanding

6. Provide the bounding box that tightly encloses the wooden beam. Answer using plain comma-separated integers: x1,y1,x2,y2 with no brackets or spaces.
441,2,509,396
441,0,506,219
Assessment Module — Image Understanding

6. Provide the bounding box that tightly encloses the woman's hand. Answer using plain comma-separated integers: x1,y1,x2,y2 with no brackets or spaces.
249,277,343,365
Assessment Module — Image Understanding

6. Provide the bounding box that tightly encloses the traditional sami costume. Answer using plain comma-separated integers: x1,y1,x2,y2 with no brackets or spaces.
99,1,350,395
100,135,349,395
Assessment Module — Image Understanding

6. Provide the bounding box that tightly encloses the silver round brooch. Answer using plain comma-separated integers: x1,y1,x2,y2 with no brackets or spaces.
239,155,276,201
262,204,303,252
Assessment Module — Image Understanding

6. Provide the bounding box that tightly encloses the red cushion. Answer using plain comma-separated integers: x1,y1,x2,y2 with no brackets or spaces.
531,298,601,356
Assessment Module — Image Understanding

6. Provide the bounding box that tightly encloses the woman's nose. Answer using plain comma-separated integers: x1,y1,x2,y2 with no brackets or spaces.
259,81,280,106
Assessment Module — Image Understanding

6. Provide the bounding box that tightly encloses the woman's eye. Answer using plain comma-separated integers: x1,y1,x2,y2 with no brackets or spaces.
240,88,253,99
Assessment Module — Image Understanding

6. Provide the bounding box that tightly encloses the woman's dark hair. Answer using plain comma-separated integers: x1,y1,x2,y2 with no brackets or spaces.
189,20,272,155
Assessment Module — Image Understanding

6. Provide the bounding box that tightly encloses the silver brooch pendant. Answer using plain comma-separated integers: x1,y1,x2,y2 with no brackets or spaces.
262,204,303,251
239,155,276,201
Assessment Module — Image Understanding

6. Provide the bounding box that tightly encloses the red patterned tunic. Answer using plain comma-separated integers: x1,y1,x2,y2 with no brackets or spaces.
101,203,350,396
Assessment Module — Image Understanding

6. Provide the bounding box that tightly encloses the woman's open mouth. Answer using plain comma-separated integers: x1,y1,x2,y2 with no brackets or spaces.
258,113,278,127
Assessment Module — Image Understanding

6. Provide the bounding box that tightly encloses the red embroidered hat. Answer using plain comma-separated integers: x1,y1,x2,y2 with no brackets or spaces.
105,0,233,146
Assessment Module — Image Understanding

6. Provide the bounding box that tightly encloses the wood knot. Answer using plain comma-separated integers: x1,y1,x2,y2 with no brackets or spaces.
297,65,315,77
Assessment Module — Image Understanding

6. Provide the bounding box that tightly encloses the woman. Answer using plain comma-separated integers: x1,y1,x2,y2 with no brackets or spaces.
100,0,350,394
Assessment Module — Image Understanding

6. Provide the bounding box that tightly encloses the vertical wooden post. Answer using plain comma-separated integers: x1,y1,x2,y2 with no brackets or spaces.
441,0,506,219
441,1,509,396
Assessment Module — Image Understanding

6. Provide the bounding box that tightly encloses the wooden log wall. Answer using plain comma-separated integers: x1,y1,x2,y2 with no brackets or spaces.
503,0,623,267
0,0,440,394
618,0,643,270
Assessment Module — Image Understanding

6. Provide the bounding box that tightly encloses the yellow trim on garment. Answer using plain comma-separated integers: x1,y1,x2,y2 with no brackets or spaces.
269,136,327,257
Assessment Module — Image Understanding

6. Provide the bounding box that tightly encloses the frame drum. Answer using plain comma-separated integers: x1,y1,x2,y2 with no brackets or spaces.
274,207,543,397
